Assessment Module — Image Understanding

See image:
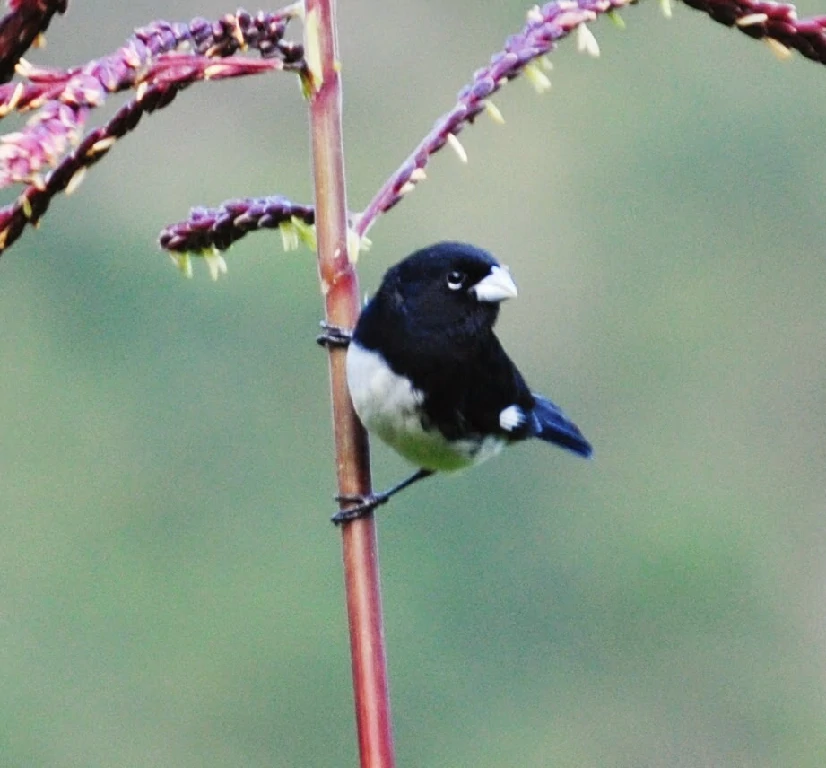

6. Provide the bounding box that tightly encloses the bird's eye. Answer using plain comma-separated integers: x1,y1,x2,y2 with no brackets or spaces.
446,270,466,291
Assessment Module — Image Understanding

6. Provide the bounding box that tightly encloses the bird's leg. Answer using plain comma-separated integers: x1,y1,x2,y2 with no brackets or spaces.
316,321,352,348
332,468,435,524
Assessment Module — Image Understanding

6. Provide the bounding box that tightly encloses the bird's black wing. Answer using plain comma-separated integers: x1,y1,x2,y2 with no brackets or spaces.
418,335,592,458
410,334,524,437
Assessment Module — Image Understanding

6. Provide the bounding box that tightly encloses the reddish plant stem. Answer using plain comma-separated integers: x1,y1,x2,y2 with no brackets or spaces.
304,1,396,766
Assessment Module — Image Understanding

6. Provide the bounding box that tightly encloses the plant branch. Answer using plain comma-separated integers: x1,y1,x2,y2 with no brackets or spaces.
0,8,304,189
0,83,180,252
159,196,316,254
305,0,395,765
0,0,68,85
682,0,826,61
157,0,826,264
355,0,826,237
0,6,306,255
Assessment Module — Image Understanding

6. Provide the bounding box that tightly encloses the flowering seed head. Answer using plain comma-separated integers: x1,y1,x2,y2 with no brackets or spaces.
347,228,367,265
526,5,543,24
159,196,316,259
230,20,246,49
290,215,317,251
169,252,193,278
765,37,793,59
524,61,551,92
279,220,300,251
0,6,304,209
608,10,626,29
1,81,24,114
303,7,323,93
203,250,228,280
483,99,505,124
447,133,468,163
577,23,600,57
14,57,33,77
122,45,143,69
736,13,769,27
65,167,85,195
0,0,69,85
87,136,117,156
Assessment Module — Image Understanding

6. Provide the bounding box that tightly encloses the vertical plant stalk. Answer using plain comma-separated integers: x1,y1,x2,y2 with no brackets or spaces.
304,1,396,766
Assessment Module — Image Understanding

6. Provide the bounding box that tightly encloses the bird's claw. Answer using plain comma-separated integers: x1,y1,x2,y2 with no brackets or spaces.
330,469,434,524
317,322,352,348
331,492,389,524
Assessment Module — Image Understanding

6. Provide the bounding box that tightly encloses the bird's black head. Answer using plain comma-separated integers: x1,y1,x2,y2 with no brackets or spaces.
369,241,517,343
352,242,517,371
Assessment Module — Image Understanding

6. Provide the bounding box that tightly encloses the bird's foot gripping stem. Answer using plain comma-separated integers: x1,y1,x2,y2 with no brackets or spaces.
332,490,391,524
316,322,352,348
331,469,435,524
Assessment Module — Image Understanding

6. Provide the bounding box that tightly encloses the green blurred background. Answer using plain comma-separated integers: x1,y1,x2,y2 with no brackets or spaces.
1,1,825,765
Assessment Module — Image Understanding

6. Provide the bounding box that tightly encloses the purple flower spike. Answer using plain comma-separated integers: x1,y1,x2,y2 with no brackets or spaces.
682,0,826,63
0,0,68,85
0,5,306,255
356,0,826,239
159,196,317,276
356,0,636,237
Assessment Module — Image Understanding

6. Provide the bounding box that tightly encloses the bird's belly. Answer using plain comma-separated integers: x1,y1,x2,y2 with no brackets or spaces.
346,343,505,471
375,421,506,472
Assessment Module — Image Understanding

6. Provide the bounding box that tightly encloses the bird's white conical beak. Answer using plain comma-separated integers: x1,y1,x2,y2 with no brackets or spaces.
471,265,518,303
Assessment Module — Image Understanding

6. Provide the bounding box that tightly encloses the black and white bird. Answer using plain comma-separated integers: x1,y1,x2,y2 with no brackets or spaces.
334,241,591,522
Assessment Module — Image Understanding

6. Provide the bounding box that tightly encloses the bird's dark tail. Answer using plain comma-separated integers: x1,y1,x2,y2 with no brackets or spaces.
531,395,593,458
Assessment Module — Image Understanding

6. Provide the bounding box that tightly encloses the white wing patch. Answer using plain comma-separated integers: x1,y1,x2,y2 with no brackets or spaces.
499,404,525,433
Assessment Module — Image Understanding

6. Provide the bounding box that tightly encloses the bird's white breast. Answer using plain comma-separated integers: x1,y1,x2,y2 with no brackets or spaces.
346,342,505,471
346,342,425,436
